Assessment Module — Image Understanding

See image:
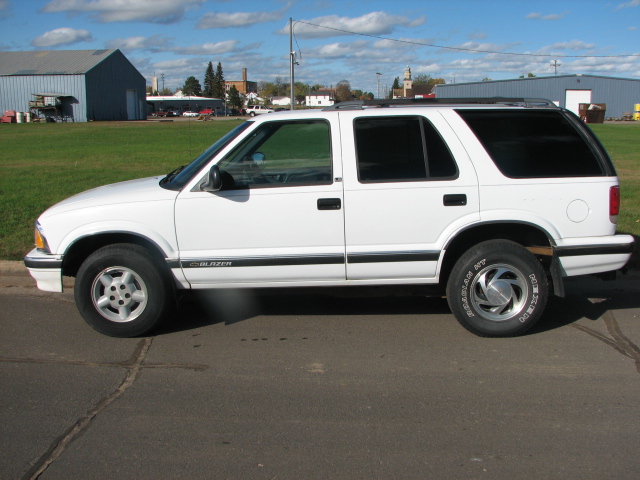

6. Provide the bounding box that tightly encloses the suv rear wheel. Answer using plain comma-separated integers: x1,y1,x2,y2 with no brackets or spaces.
74,244,174,337
446,240,548,337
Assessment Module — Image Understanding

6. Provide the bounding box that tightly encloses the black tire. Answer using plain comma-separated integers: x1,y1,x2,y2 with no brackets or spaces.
74,244,174,337
446,240,548,337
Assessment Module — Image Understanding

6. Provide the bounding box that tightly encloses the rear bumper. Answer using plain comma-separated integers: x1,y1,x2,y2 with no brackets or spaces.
24,249,64,292
556,235,635,277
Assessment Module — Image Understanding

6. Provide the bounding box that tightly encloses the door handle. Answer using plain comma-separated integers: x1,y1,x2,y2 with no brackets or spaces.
443,194,467,206
317,198,341,210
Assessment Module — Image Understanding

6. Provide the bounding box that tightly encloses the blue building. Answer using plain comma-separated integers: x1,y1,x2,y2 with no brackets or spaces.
435,74,640,119
0,49,146,122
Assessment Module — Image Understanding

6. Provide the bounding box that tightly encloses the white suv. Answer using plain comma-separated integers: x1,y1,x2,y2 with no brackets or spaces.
25,98,634,338
246,105,274,116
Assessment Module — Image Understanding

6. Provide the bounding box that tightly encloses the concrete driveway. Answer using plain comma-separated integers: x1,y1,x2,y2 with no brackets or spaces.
1,263,639,480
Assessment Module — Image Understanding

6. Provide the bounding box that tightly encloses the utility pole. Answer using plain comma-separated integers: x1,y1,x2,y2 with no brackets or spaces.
160,73,165,93
376,72,382,99
550,59,561,76
290,18,295,111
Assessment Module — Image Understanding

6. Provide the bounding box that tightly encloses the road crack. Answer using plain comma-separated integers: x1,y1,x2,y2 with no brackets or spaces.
571,309,640,374
20,338,153,480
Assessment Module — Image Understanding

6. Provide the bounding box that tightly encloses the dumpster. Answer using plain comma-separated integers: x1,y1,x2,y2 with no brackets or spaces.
578,103,606,123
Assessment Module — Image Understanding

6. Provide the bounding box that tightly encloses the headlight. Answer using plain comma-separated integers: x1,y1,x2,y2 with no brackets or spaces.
34,222,51,253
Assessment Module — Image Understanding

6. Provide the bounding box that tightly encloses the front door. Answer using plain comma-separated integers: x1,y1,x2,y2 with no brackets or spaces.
175,116,346,286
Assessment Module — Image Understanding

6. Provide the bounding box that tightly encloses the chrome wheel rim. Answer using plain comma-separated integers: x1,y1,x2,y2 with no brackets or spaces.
470,263,528,322
91,267,148,323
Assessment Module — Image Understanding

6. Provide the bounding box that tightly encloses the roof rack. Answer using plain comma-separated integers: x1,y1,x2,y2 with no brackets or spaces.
322,97,558,111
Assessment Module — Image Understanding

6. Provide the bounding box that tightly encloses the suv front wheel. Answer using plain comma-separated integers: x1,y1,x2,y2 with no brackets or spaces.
446,240,548,337
74,244,174,337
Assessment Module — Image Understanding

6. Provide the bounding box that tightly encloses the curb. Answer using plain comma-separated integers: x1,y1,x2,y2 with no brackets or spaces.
0,260,28,276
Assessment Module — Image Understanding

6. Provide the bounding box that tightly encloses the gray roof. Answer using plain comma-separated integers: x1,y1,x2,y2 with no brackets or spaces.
0,49,119,76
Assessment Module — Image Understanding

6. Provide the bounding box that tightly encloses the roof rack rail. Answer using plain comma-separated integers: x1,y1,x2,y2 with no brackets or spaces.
323,97,558,111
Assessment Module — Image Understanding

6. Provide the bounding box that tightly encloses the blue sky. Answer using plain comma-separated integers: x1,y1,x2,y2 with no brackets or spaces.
0,0,638,95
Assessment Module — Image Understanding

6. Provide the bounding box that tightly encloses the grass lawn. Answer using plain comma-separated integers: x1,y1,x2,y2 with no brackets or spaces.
1,119,638,266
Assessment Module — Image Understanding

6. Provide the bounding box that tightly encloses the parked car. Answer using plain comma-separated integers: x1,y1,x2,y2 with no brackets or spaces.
25,98,634,338
246,105,274,116
182,111,199,117
199,108,214,115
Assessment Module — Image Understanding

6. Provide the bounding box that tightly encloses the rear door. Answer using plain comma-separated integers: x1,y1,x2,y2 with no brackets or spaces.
338,109,480,281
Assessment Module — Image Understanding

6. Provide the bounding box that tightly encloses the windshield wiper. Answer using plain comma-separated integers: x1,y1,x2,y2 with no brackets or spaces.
161,165,186,185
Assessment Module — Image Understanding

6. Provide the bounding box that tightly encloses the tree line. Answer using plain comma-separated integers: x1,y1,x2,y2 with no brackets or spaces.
148,63,448,107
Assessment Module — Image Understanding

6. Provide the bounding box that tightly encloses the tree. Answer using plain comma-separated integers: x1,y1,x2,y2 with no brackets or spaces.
335,80,352,103
389,76,400,98
413,73,431,86
519,72,537,78
182,76,202,96
227,85,243,110
212,62,225,99
203,61,215,98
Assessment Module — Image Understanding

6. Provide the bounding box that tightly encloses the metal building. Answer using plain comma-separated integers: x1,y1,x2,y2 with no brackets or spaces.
0,49,146,122
435,74,640,119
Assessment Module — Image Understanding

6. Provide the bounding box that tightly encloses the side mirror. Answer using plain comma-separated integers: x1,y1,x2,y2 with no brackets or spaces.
200,165,222,192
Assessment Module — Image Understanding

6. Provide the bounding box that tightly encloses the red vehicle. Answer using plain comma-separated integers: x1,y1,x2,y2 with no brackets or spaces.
199,108,214,115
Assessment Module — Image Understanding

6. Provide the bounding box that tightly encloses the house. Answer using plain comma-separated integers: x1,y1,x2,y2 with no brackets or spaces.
0,49,146,122
271,96,291,106
306,91,335,107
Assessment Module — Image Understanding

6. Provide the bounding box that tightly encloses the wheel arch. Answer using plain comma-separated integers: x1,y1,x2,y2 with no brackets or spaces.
439,221,559,293
62,232,171,278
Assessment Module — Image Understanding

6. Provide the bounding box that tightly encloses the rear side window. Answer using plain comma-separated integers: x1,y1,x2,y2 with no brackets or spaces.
457,110,606,178
354,116,458,183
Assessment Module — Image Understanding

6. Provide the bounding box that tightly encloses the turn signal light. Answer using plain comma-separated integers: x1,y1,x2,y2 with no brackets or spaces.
34,223,50,252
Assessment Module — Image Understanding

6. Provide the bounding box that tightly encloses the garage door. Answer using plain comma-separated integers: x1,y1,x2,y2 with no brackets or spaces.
565,90,592,116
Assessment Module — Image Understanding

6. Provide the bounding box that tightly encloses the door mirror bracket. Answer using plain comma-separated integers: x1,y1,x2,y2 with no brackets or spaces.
200,165,222,192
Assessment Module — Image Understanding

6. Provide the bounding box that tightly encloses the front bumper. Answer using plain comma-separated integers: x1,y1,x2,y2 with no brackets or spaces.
24,248,64,292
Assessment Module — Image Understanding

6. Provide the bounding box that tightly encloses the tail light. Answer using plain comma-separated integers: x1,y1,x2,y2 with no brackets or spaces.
610,186,620,219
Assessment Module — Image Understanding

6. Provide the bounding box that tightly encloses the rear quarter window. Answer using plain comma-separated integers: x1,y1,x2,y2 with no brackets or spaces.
457,110,608,178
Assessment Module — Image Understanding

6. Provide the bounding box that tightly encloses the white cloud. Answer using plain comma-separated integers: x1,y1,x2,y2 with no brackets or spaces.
196,4,290,29
616,0,640,10
41,0,205,24
31,27,92,47
106,35,173,53
536,39,597,54
173,40,241,55
526,12,568,21
283,11,426,39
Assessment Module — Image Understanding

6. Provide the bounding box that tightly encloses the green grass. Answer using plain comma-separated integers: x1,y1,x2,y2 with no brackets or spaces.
1,120,638,264
590,124,640,267
1,119,243,260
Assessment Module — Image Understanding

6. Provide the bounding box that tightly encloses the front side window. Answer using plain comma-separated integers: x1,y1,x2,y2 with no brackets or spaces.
457,110,607,178
354,116,458,183
218,120,332,188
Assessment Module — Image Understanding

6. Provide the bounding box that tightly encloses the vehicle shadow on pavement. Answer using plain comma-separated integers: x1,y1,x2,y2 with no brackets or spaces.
158,288,452,335
528,276,640,335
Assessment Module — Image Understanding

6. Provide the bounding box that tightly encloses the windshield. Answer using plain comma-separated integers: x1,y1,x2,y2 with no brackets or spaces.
160,121,253,191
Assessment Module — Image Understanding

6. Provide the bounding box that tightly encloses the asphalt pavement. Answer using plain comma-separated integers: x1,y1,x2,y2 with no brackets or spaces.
1,261,639,480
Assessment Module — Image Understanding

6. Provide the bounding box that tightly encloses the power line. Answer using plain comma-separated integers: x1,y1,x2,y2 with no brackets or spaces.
294,20,640,59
